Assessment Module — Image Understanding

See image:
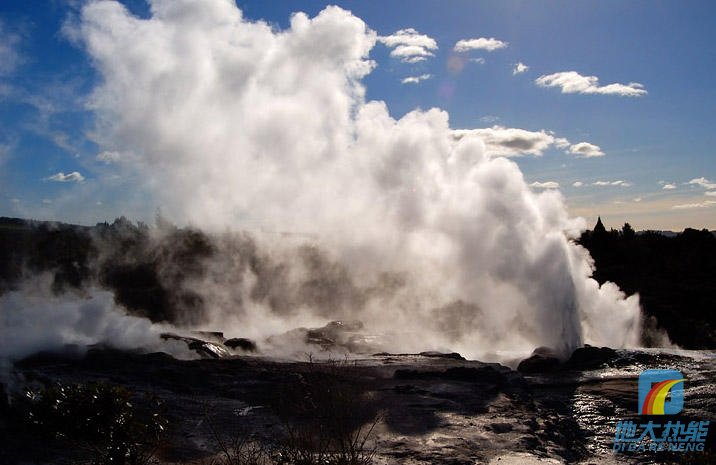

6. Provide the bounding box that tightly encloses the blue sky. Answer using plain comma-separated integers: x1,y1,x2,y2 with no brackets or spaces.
0,0,715,230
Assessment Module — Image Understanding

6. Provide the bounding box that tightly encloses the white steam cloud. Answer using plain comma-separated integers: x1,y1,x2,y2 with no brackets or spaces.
62,0,642,360
0,276,191,380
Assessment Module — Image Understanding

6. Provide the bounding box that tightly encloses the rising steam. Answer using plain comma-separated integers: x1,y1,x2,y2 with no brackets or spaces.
1,0,643,366
0,275,192,384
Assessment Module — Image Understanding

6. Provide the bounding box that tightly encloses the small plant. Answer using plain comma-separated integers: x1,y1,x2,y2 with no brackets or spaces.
20,382,167,465
202,408,272,465
270,358,380,465
203,357,379,465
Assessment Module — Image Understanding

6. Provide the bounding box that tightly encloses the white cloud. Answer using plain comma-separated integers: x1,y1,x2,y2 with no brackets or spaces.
633,197,642,202
705,191,716,197
672,200,716,210
535,71,647,97
470,57,486,64
687,177,716,190
96,150,122,163
568,142,605,158
379,28,437,63
453,126,560,157
454,127,602,159
572,181,584,188
662,183,676,190
554,138,570,149
401,74,432,85
45,171,85,183
454,37,508,52
390,45,433,61
529,181,559,189
592,180,631,187
513,62,529,75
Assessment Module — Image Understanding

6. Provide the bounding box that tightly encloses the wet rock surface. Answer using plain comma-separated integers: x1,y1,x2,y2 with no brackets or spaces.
1,346,714,464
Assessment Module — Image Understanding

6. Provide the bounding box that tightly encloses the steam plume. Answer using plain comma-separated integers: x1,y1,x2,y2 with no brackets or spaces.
60,0,642,359
0,275,191,383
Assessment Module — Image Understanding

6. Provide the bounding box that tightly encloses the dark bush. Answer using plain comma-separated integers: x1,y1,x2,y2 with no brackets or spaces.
19,382,167,465
270,360,379,465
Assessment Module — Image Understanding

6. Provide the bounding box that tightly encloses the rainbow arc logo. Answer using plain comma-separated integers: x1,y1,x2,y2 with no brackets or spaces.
638,369,684,415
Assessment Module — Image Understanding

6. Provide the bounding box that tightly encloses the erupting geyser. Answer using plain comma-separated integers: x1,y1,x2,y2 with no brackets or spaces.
2,0,642,366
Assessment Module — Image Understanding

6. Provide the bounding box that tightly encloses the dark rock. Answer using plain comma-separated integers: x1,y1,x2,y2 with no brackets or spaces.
15,345,87,367
372,351,465,360
161,332,231,359
418,351,466,360
225,338,258,352
490,422,513,433
0,383,8,416
394,366,505,385
305,320,364,347
517,348,561,373
564,345,617,370
532,346,558,357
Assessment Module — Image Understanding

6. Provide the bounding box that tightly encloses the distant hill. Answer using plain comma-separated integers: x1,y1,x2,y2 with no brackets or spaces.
637,229,716,238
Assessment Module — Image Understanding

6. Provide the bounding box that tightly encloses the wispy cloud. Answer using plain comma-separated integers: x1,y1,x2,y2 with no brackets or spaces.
454,37,508,52
401,74,432,84
572,181,584,187
592,180,631,187
379,28,437,63
454,126,604,160
513,62,529,75
479,115,500,123
529,181,559,189
45,171,85,183
672,200,716,210
0,20,23,76
96,150,122,164
662,183,676,190
535,71,647,97
453,126,561,157
687,177,716,190
568,142,605,158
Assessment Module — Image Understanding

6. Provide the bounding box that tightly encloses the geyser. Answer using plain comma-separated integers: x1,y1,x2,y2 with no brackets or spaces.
14,0,641,360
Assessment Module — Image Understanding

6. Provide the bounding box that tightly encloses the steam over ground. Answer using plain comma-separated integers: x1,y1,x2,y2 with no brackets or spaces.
2,1,642,365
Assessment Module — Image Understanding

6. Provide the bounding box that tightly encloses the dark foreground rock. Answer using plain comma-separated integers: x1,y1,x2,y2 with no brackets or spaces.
517,345,620,373
564,344,618,369
2,347,714,465
160,332,231,358
517,347,561,373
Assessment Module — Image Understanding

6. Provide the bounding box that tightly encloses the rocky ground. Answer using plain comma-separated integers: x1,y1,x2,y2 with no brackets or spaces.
1,335,714,465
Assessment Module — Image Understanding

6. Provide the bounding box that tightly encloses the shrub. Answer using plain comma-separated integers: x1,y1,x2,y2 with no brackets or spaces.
20,382,167,465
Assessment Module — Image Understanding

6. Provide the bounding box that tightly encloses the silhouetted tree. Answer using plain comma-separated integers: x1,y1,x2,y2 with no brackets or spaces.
621,222,635,240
